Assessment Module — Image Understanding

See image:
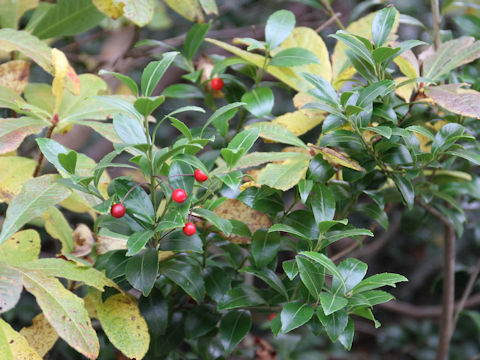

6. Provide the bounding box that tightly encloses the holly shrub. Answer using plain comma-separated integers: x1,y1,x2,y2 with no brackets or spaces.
0,1,480,359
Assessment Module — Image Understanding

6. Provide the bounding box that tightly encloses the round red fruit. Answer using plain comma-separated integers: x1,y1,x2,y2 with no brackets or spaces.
172,188,187,203
211,77,224,91
194,169,208,182
111,203,126,218
268,313,276,321
183,222,196,236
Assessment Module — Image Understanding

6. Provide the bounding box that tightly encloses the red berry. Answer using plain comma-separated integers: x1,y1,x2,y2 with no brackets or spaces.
210,77,224,91
268,313,276,321
194,169,208,182
172,188,187,203
183,222,196,236
111,203,126,218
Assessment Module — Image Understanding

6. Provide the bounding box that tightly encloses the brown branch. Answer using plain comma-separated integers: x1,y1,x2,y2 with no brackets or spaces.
430,0,442,49
453,258,480,325
315,12,342,32
417,200,455,360
33,122,56,177
379,293,480,318
320,0,344,30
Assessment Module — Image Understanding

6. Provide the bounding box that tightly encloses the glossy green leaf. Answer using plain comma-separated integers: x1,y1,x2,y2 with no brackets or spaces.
352,272,408,293
270,47,319,67
134,96,165,117
126,230,154,256
113,113,147,145
31,0,104,39
280,302,314,333
162,84,203,98
125,248,159,296
184,22,210,61
296,256,324,300
241,87,274,117
160,259,205,303
338,317,354,350
317,307,348,342
391,174,414,209
332,258,368,294
194,208,232,236
184,305,220,338
265,10,295,49
372,6,398,47
320,292,348,315
205,266,232,303
98,70,138,96
300,252,345,290
218,286,265,310
138,287,168,335
220,310,251,354
251,230,281,268
240,266,288,299
282,259,299,280
141,52,178,96
310,183,335,223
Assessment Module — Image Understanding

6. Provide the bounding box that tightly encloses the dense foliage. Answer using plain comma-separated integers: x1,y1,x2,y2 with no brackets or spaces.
0,1,480,359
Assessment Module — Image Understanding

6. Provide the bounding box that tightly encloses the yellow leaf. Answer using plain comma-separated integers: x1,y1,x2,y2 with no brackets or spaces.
59,192,96,216
51,48,80,114
395,76,415,102
272,110,325,136
96,230,127,255
21,271,100,359
331,11,399,82
92,0,123,19
20,313,58,358
0,156,36,203
97,294,150,359
308,143,366,172
207,38,309,92
213,199,272,244
0,230,40,265
257,157,310,191
393,49,419,78
332,66,357,90
163,0,203,22
275,27,332,83
426,83,480,119
0,60,30,94
158,250,175,262
42,207,74,254
0,318,42,360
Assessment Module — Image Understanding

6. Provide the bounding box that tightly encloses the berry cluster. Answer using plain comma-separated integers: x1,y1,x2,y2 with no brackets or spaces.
110,168,209,236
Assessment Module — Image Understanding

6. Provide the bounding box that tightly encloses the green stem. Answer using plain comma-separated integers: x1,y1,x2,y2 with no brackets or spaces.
145,115,157,223
256,49,270,85
320,0,344,30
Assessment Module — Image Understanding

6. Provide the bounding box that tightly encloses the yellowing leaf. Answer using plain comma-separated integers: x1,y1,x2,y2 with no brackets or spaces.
207,38,309,92
21,270,100,359
275,27,332,83
0,60,30,94
52,48,70,113
213,199,272,244
308,144,366,172
0,230,40,265
113,0,154,26
0,262,22,313
272,110,325,136
18,258,116,291
20,313,58,358
257,157,310,191
96,231,127,255
0,156,36,203
164,0,203,22
60,192,95,215
0,318,42,360
332,66,357,90
42,207,74,253
426,84,480,119
97,294,150,359
395,76,415,102
331,11,399,81
393,49,419,78
92,0,123,19
0,117,47,155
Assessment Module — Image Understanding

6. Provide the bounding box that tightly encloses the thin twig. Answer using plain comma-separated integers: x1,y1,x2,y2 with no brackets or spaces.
320,0,344,30
417,199,455,360
33,122,56,177
430,0,442,49
379,293,480,318
453,258,480,325
315,12,342,32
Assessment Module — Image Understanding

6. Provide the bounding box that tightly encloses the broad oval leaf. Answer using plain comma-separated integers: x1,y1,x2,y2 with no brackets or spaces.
219,310,251,354
241,87,274,117
280,302,314,333
265,10,295,49
0,318,42,360
97,294,150,359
